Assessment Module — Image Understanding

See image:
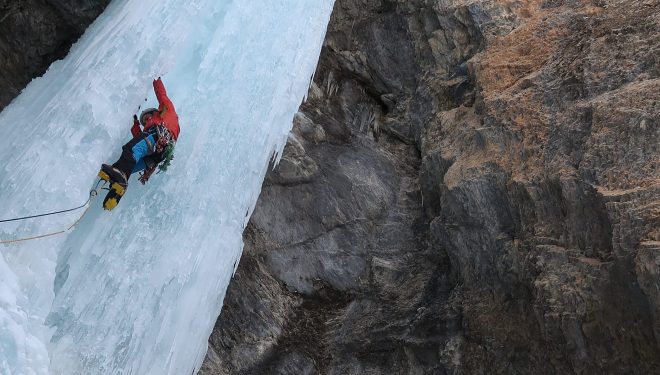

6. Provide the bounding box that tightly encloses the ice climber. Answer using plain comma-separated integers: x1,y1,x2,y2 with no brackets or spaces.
98,77,180,210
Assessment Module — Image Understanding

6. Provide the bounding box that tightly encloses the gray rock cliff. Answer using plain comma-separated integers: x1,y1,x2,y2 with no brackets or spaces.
0,0,109,109
202,0,660,374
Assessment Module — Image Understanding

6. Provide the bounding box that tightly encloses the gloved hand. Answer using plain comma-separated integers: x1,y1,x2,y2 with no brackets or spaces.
130,114,142,137
138,166,156,185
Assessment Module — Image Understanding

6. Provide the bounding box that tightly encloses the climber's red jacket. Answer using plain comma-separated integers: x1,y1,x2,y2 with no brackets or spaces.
131,78,180,140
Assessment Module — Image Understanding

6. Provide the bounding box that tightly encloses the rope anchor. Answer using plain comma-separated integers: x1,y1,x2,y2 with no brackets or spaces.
0,179,105,245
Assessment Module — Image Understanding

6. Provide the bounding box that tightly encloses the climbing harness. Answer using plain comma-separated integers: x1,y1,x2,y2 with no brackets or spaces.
158,140,176,172
143,125,175,173
156,125,176,173
0,179,105,245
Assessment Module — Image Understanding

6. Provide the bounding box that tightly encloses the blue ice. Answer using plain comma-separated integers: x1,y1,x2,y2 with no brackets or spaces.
0,0,334,373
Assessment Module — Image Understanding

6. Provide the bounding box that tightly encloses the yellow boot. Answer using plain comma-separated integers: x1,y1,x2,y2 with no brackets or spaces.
102,183,127,211
98,169,111,182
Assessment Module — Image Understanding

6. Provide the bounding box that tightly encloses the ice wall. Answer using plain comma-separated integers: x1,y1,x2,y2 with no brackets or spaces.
0,0,334,373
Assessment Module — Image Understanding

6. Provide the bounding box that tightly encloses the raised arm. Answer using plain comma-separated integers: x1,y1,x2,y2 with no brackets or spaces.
153,78,175,115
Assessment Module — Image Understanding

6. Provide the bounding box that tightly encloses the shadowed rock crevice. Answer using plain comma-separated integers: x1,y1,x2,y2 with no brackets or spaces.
255,284,355,374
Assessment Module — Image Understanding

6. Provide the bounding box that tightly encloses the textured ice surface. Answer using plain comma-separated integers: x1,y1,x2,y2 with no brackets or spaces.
0,0,334,373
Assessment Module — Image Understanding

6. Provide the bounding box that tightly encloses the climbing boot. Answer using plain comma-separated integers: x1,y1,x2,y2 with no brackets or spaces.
102,182,127,211
98,169,111,182
103,189,120,210
100,164,128,211
101,164,128,185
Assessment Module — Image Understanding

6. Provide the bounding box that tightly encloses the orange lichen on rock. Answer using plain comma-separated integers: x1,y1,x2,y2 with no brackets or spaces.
471,1,605,98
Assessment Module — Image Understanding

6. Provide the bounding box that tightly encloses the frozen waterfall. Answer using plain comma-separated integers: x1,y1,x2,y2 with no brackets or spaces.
0,0,334,373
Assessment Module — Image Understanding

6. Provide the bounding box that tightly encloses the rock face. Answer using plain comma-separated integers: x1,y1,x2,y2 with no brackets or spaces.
203,0,659,374
0,0,110,109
